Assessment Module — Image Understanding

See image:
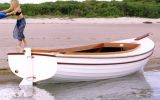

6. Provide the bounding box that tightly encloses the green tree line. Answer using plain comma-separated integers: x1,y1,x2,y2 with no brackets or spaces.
0,0,160,18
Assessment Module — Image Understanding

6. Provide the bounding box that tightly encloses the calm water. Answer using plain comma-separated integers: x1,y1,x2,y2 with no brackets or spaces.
0,69,160,100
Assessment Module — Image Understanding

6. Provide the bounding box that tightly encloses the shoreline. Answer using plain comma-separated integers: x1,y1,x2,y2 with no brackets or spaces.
0,17,160,24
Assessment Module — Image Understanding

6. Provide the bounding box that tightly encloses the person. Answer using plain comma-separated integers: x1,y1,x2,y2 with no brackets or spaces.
1,0,27,52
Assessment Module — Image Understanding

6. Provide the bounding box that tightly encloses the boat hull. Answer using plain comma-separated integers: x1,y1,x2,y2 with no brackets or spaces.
7,37,155,83
52,59,148,82
47,52,152,83
8,50,153,83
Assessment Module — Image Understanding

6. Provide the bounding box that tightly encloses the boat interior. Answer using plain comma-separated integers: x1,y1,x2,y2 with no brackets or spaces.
32,42,140,54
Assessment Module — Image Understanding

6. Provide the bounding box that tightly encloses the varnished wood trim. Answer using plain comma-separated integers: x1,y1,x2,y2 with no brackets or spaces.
8,53,24,55
32,53,56,57
7,47,154,59
56,48,154,59
31,42,139,54
8,53,56,57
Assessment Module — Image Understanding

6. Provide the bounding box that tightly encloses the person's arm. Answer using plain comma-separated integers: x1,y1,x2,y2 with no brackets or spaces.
6,5,20,16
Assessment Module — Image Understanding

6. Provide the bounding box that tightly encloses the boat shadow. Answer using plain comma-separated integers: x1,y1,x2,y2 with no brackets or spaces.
36,71,153,100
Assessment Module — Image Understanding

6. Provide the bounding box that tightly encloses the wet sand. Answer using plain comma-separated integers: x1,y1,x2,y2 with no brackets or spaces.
0,17,160,69
0,71,160,100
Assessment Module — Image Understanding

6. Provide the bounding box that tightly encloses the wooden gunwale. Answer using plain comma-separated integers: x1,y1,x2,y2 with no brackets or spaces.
7,48,154,59
30,42,140,54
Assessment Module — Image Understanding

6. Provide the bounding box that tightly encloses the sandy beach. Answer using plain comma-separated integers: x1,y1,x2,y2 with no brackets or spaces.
0,17,160,100
0,17,160,69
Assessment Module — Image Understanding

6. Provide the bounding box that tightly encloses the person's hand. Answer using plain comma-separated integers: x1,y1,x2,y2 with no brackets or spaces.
6,13,11,16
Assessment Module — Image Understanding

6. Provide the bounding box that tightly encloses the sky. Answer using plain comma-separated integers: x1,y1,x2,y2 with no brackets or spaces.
0,0,122,4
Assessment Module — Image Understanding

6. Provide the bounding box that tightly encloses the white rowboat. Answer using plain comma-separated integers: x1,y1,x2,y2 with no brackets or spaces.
8,33,154,85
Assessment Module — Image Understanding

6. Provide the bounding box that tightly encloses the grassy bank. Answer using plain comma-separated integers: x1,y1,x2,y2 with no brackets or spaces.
0,1,160,18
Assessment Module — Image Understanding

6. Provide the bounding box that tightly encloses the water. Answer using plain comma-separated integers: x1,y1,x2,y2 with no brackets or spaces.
0,69,160,100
